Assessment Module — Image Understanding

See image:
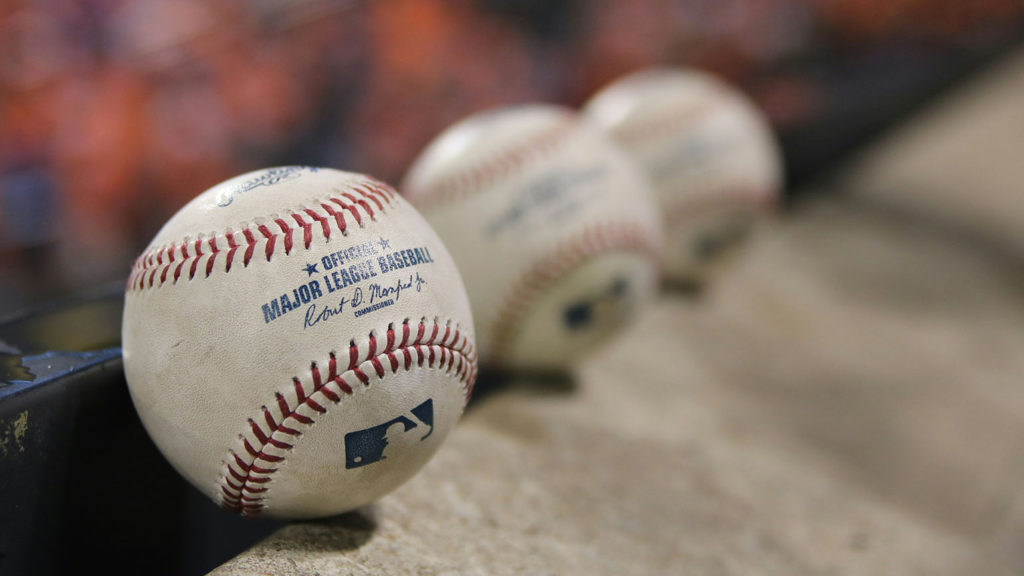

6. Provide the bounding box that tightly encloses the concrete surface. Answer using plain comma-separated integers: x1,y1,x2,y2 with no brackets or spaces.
210,193,1024,575
835,44,1024,257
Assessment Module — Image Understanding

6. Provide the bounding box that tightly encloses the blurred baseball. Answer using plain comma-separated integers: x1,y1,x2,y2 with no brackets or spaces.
402,105,663,371
122,167,476,519
583,67,783,288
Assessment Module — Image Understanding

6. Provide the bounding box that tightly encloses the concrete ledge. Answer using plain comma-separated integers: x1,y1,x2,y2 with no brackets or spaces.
213,196,1024,575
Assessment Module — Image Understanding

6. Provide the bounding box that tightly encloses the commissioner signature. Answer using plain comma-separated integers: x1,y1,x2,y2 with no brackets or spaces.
304,272,427,329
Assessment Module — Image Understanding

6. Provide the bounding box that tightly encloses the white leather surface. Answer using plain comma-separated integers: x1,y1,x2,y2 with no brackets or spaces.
583,67,782,286
122,167,476,519
402,105,663,370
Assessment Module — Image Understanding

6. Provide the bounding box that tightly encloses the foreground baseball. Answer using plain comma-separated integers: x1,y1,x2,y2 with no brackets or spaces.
583,67,783,288
122,167,476,519
402,105,663,371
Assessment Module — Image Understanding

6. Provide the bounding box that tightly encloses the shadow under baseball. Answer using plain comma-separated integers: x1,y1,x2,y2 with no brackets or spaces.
466,365,579,412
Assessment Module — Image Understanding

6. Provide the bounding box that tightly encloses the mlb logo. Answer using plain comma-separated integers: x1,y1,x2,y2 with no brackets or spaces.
344,399,434,469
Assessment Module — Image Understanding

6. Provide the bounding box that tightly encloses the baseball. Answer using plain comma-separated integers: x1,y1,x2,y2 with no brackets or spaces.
122,167,477,519
582,67,783,288
401,105,663,371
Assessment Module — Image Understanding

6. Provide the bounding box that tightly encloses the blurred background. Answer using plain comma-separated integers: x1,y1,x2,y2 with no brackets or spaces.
1,0,1023,316
3,3,1024,574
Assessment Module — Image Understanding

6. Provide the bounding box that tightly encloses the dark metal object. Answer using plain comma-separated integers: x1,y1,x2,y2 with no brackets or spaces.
0,289,283,576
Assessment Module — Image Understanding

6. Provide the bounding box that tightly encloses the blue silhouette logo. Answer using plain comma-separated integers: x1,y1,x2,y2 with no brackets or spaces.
344,399,434,469
564,277,629,329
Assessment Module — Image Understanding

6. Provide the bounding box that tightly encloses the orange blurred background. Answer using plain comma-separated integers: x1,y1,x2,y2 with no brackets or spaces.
1,0,1023,317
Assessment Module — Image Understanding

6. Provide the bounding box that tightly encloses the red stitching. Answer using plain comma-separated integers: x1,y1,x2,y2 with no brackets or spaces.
289,213,312,250
330,196,362,228
304,208,331,241
403,117,575,212
273,218,293,254
343,191,374,220
355,183,384,211
224,230,239,273
488,222,661,365
172,243,187,283
258,223,277,260
218,318,476,518
126,180,397,291
242,228,257,267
